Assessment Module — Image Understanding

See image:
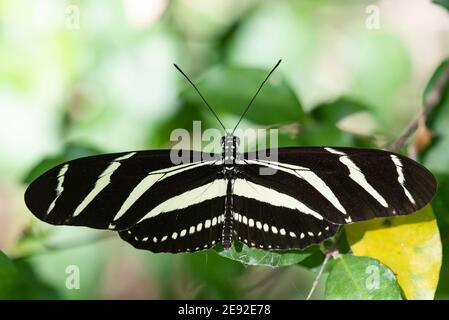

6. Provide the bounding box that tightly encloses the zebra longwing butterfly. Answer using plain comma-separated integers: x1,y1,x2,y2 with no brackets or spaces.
24,60,437,253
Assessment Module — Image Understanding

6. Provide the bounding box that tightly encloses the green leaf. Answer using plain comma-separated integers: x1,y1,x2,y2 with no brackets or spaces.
296,248,326,271
215,241,318,267
181,64,306,127
421,59,449,174
0,251,27,299
0,251,59,299
433,0,449,11
325,255,402,300
149,101,217,149
311,97,369,125
423,59,449,100
13,260,60,299
23,142,103,183
299,97,374,147
185,250,245,299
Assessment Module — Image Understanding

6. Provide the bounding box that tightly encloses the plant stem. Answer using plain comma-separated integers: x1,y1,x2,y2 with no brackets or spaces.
306,252,331,300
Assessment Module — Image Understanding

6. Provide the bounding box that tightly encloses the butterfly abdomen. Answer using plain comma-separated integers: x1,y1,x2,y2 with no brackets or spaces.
222,179,234,249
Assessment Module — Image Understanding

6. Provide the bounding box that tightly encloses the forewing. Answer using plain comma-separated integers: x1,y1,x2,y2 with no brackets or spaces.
240,147,436,225
25,150,221,231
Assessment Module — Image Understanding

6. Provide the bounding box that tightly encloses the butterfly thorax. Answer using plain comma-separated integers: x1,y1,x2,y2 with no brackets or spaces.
221,134,240,167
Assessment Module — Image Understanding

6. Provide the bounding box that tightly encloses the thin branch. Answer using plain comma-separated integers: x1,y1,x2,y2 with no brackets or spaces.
388,63,449,152
306,252,331,300
305,228,343,300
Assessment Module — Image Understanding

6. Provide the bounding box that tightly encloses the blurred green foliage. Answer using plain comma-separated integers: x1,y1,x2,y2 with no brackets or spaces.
1,0,449,300
0,252,59,299
434,0,449,11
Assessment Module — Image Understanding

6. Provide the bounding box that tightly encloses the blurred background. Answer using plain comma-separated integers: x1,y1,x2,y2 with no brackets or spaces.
1,0,449,299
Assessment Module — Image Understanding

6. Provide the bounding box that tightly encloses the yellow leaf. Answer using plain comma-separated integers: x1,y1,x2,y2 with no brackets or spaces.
346,205,442,300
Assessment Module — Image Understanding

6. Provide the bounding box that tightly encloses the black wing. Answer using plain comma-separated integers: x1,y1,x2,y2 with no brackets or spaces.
24,150,223,232
232,146,436,249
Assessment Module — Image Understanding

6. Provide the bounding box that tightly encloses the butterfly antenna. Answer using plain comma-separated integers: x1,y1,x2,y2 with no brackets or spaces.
231,59,282,135
173,64,226,131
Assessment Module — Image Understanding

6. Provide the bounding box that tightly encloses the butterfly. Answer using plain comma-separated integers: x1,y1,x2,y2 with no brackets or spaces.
25,60,437,253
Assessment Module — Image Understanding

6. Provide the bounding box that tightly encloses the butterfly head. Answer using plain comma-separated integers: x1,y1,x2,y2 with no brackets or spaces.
221,134,240,149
